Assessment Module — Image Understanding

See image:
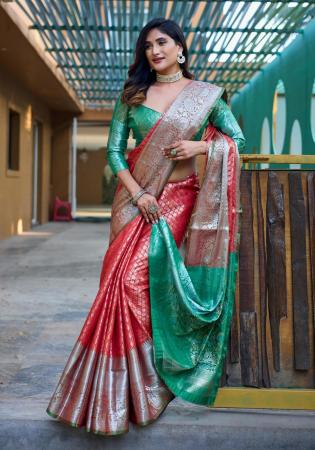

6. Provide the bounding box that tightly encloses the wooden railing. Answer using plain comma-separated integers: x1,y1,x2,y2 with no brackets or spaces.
240,154,315,169
215,161,315,410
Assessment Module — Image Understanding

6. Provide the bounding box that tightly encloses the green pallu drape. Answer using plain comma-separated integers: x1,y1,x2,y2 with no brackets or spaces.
148,218,239,406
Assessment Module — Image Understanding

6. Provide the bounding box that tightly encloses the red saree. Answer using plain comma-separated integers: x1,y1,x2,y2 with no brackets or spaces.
46,80,241,435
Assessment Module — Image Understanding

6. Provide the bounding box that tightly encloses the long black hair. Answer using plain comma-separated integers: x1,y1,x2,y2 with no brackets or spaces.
121,18,194,106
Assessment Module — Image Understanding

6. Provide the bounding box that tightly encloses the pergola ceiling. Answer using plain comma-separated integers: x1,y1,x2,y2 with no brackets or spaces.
16,0,315,109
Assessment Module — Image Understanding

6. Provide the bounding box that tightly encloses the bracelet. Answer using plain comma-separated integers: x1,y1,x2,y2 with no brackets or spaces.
201,141,211,155
131,188,147,206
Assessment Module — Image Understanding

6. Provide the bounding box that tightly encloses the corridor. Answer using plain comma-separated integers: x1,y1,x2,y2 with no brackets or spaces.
0,222,315,449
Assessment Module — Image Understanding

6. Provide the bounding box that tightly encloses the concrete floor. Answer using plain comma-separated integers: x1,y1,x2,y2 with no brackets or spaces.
0,221,315,450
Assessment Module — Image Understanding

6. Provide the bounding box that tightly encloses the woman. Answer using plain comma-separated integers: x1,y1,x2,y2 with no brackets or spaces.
46,17,245,436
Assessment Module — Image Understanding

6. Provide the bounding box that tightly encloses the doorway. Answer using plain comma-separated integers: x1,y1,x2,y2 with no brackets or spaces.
31,121,43,225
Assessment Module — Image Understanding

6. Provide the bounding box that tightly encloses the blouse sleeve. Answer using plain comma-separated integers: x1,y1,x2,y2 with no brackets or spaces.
208,97,246,153
106,92,130,176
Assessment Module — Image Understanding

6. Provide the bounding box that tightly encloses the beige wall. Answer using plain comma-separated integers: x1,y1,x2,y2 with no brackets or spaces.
0,68,52,239
0,5,85,240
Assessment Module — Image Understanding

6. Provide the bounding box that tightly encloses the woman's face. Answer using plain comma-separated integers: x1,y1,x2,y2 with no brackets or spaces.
144,28,182,74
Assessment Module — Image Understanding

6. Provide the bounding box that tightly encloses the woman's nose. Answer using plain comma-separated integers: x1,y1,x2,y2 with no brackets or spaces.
152,46,161,55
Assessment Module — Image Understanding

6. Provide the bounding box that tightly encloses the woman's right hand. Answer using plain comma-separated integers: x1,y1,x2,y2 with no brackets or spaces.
136,193,160,224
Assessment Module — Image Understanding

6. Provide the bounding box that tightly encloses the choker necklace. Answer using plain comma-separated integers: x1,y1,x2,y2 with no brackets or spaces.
156,70,183,83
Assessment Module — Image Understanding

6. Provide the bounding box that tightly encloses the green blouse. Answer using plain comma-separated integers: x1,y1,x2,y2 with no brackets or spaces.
107,91,246,176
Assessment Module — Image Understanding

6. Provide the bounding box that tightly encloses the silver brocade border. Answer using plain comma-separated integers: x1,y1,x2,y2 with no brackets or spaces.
46,339,173,435
109,80,224,243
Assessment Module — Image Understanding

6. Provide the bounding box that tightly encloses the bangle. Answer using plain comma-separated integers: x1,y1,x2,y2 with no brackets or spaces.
201,141,210,155
131,188,147,206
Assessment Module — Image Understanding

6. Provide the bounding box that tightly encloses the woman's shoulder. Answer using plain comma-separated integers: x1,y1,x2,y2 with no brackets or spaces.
116,89,136,111
116,90,126,104
112,90,130,122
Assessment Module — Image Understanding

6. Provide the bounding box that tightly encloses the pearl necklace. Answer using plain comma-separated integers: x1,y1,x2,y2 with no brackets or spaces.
156,70,183,83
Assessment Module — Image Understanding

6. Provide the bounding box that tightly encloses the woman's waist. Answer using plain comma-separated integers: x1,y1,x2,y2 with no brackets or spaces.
167,159,197,182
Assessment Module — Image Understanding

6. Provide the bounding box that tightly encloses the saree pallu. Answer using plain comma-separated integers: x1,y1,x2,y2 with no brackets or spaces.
46,80,241,435
149,130,240,405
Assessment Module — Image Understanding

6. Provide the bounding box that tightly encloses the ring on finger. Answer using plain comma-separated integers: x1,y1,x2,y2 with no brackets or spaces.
148,204,158,214
170,148,177,157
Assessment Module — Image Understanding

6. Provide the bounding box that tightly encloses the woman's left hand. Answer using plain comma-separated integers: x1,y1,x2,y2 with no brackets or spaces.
163,140,207,160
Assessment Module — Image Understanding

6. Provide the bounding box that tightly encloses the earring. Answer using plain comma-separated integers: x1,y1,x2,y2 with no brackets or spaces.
177,52,186,64
150,67,153,72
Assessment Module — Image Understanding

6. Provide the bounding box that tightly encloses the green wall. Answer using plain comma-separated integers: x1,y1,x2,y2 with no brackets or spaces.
231,18,315,168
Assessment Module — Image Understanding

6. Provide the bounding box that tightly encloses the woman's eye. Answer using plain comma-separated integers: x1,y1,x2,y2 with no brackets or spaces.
145,41,165,50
